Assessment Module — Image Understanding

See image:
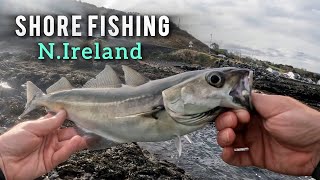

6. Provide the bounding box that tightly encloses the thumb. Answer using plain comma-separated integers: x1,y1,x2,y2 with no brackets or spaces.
252,93,293,119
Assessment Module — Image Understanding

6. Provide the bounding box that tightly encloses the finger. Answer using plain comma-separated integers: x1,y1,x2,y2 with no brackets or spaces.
221,147,234,163
58,128,79,141
233,110,250,124
56,136,88,151
217,128,236,147
217,132,247,149
252,93,292,119
38,113,53,120
52,135,87,166
221,147,253,167
215,112,237,131
23,110,67,136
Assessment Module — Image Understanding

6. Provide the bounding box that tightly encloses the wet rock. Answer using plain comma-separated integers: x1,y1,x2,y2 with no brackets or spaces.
0,52,14,60
39,144,192,180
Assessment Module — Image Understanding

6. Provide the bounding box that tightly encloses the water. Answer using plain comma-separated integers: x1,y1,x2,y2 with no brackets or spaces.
0,82,12,89
139,125,311,180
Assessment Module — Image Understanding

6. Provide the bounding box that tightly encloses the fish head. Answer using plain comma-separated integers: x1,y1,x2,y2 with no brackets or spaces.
162,68,253,125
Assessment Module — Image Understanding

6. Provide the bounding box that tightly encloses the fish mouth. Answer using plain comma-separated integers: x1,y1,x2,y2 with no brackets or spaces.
229,70,253,110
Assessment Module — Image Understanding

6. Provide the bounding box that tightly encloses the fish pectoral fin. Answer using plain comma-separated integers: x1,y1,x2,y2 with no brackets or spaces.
75,126,119,150
175,136,182,157
122,65,150,86
46,77,73,94
83,65,122,88
140,105,165,120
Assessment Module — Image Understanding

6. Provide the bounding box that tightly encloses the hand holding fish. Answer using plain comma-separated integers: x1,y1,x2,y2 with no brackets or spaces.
216,93,320,176
0,110,87,180
18,65,253,155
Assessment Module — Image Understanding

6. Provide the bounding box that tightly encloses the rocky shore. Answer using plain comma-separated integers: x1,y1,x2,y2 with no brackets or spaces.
39,144,191,180
0,49,319,179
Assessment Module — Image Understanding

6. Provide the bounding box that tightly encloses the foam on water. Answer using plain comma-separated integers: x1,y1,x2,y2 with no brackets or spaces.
0,82,12,89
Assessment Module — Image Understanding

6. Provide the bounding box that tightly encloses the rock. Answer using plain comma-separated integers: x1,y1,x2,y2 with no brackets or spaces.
40,144,192,180
0,52,14,60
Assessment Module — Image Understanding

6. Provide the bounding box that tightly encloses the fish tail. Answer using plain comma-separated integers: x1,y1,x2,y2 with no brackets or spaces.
19,81,45,119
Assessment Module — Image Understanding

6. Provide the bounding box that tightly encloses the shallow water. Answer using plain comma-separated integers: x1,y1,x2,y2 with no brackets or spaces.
139,125,311,180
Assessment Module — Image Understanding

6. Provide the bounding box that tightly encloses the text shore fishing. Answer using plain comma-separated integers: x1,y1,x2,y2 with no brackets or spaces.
15,15,170,60
15,15,170,37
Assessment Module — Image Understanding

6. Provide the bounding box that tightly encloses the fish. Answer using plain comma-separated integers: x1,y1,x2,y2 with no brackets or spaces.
19,65,253,156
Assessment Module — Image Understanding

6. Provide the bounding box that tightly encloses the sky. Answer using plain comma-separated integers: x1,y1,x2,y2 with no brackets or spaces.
78,1,319,73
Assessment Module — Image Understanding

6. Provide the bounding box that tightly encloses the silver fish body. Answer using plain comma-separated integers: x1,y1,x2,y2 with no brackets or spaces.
20,65,253,152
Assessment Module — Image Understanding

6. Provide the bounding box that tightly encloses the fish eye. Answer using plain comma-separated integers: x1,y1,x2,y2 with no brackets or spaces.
206,72,225,88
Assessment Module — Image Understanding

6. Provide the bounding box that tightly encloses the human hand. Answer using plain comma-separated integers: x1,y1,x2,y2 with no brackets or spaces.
0,110,88,180
215,93,320,176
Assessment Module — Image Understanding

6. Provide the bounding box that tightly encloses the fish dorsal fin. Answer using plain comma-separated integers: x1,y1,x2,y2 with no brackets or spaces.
122,65,149,87
83,65,122,88
46,77,73,94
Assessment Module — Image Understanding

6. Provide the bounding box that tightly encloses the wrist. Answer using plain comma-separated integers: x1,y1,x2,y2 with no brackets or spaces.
312,111,320,178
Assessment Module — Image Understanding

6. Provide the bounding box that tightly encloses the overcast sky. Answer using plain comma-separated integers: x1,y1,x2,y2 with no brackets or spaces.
83,0,320,73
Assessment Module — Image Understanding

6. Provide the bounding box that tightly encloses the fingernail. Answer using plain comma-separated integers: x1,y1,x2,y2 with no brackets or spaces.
53,110,65,117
